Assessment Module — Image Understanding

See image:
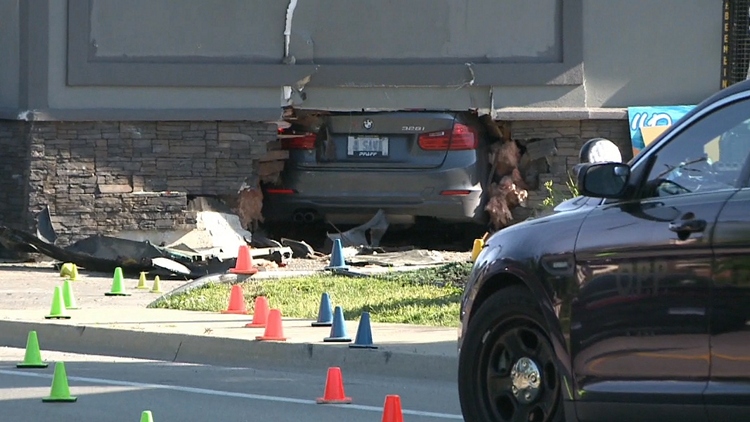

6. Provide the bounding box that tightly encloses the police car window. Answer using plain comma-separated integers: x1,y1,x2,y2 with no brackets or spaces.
643,99,750,198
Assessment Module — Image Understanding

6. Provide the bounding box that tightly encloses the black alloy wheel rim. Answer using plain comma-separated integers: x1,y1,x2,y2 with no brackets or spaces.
479,319,560,422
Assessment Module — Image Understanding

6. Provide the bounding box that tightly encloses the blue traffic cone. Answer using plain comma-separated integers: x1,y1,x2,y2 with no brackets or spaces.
325,239,349,272
312,292,334,327
349,312,378,349
324,306,352,343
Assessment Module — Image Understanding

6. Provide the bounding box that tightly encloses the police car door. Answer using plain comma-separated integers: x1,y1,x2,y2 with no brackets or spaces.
705,134,750,422
571,97,749,421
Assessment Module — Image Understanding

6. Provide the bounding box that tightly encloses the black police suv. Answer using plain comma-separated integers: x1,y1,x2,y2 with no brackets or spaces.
458,79,750,422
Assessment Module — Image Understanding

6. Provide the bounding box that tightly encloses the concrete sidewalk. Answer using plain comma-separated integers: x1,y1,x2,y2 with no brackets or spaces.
0,264,460,381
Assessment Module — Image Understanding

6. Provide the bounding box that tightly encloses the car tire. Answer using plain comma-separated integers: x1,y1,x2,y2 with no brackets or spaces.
458,286,564,422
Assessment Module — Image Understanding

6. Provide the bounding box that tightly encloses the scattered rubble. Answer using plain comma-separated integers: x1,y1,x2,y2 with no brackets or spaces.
346,249,446,267
0,200,293,278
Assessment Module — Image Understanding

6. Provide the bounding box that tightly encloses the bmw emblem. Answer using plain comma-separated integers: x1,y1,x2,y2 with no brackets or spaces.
363,119,373,130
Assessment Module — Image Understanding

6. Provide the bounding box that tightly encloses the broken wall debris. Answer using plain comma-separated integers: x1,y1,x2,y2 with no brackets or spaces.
484,119,631,230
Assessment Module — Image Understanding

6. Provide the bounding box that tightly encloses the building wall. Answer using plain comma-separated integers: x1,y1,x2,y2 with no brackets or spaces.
582,0,722,107
2,0,720,121
0,0,20,111
20,120,275,245
0,1,725,240
0,121,30,229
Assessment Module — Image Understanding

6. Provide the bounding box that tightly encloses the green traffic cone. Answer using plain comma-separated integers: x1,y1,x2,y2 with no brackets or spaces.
136,272,149,290
105,267,131,296
71,264,79,281
62,279,79,310
140,410,154,422
42,361,77,402
45,286,71,319
150,275,162,293
16,331,48,368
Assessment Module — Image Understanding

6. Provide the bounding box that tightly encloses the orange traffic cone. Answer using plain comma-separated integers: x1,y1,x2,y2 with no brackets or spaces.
222,285,247,314
381,395,404,422
316,367,352,404
256,309,287,341
229,245,259,275
245,296,270,328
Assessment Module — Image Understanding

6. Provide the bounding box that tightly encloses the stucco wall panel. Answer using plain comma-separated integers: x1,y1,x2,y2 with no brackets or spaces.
90,0,285,60
491,85,586,109
289,0,561,64
46,0,283,120
583,0,722,107
65,0,582,91
0,0,20,110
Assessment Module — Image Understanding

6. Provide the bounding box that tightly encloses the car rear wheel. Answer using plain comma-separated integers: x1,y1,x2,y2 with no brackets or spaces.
458,286,563,422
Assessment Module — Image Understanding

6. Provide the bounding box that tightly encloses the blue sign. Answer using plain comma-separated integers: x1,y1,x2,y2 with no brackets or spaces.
627,105,695,152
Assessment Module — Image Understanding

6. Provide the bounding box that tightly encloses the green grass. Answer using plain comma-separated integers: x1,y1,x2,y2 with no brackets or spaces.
151,262,472,327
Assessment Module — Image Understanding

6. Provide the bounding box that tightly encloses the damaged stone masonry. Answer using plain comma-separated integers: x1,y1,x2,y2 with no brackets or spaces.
485,119,632,229
0,121,284,246
0,118,630,244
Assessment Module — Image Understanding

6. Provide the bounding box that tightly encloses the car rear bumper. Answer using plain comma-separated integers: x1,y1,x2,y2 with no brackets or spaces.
263,165,487,224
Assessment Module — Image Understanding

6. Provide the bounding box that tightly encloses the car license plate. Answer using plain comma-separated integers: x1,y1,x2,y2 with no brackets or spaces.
347,136,389,157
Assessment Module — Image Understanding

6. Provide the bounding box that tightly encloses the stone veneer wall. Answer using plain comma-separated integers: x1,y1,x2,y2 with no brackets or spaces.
506,119,632,208
22,121,276,246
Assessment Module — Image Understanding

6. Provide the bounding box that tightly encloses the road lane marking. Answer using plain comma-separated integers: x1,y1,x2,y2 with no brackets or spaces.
0,369,463,420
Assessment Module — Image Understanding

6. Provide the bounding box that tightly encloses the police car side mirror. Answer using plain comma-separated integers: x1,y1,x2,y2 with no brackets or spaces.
576,162,630,198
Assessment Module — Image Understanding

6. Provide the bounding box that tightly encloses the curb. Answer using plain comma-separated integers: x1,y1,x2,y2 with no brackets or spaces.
0,320,458,382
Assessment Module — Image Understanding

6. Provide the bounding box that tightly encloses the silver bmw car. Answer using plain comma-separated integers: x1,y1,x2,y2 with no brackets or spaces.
263,111,490,228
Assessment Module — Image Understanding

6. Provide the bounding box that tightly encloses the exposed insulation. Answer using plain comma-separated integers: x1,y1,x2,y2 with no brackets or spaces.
489,140,521,178
485,139,529,230
236,184,264,231
485,176,528,229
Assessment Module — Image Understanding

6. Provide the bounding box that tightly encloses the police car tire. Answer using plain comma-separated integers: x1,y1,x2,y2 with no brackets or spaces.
458,285,564,422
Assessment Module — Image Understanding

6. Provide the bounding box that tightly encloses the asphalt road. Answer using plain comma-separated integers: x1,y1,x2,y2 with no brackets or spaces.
0,347,463,422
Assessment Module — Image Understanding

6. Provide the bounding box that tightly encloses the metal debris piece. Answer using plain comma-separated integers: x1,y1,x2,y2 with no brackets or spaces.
326,209,389,248
281,237,318,259
346,249,444,267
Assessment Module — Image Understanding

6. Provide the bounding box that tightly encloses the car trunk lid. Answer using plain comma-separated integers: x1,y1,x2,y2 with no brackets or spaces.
292,113,469,170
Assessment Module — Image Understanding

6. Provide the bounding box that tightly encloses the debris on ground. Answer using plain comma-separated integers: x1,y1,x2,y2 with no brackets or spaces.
0,201,295,278
326,209,389,248
346,249,446,267
281,237,321,259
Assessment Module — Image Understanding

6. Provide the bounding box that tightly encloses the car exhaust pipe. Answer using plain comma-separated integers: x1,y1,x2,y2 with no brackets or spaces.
292,212,305,223
303,212,315,223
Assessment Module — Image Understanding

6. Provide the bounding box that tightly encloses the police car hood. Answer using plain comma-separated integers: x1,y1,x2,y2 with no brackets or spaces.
553,195,602,213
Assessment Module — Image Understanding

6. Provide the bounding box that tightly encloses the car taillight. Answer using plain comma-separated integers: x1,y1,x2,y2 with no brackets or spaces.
440,190,471,196
266,188,296,194
418,123,477,151
281,133,316,150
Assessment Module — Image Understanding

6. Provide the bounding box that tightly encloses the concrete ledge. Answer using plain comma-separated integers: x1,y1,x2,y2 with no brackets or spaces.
0,318,458,382
494,107,628,121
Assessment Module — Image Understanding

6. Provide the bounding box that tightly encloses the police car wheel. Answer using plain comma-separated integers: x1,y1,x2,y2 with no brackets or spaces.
458,286,563,422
